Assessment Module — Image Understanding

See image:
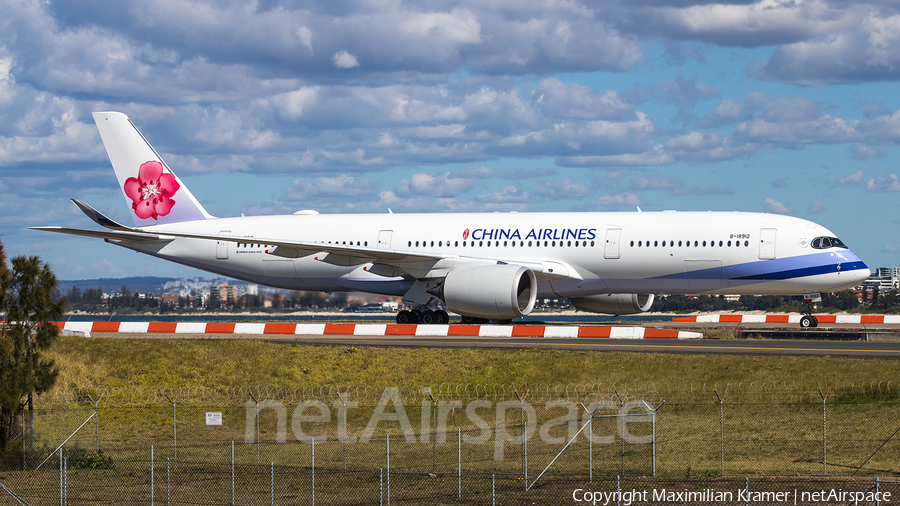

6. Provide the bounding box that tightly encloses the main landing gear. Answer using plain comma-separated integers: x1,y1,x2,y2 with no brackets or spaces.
396,309,449,324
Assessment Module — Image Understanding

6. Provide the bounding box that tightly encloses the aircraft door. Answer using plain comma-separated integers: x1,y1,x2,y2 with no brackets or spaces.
604,228,622,259
377,230,393,249
216,230,231,260
759,228,777,260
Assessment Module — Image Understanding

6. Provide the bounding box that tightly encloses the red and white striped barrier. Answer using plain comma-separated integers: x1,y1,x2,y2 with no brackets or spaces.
672,314,900,324
54,321,702,339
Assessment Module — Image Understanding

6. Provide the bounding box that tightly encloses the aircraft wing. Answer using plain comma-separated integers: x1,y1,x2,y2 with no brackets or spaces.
28,226,168,242
36,199,583,281
143,229,584,281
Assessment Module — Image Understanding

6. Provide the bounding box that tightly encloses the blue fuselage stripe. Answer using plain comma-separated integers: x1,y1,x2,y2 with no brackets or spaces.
732,261,868,280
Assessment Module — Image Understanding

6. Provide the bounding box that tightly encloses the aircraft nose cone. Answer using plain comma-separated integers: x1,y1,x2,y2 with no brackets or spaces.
848,254,870,284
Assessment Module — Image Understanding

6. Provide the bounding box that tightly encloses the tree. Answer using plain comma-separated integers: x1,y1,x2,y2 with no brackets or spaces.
0,251,65,453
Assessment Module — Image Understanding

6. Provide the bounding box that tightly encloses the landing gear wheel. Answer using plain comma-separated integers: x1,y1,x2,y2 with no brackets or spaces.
461,315,488,324
420,310,437,325
799,315,818,329
397,310,416,324
436,310,449,324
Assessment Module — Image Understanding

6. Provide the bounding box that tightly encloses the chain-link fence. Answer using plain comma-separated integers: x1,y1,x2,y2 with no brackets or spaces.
1,383,899,504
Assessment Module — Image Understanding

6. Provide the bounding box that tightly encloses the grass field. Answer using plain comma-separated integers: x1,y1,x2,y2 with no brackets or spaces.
1,335,898,503
46,336,900,398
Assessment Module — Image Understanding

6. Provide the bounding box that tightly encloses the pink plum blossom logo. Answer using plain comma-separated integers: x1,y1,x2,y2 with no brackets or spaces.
124,161,180,220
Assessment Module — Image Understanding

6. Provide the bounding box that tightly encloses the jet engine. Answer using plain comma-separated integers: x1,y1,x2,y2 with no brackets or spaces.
570,293,655,315
439,264,537,319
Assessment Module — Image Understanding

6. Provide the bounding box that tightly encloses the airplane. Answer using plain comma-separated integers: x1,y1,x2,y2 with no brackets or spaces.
32,112,870,328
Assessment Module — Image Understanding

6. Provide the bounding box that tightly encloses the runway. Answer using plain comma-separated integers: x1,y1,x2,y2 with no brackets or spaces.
93,331,900,358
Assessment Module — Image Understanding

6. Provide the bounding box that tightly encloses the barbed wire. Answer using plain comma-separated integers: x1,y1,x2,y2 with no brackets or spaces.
33,379,900,406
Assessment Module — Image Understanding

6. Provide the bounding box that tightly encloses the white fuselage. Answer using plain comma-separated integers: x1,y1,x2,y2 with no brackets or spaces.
117,210,869,298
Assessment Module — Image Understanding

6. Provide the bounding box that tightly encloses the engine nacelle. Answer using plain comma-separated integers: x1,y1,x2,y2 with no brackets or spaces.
441,265,537,319
570,293,655,315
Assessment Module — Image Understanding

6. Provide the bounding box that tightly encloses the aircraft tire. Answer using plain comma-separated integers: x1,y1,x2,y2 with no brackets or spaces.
436,310,449,324
799,315,816,329
420,310,437,325
397,310,416,324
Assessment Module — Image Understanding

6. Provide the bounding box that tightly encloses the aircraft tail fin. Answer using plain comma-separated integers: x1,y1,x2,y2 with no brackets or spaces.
92,111,213,227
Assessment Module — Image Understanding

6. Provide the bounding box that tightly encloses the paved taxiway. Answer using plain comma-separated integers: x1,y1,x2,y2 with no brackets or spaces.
94,332,900,358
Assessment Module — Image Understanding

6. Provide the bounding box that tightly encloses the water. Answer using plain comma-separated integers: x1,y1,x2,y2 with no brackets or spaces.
61,313,674,324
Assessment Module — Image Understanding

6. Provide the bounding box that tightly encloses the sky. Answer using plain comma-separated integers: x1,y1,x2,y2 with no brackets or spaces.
1,0,899,281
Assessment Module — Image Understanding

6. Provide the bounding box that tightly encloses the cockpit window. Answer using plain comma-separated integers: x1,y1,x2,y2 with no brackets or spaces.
811,236,848,249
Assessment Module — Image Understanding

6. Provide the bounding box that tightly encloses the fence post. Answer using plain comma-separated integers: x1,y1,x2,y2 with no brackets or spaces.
457,427,461,499
380,468,383,506
745,476,749,506
173,402,177,470
616,475,620,506
615,391,625,475
386,434,390,506
524,420,528,488
877,477,881,506
231,441,235,506
819,389,827,475
271,462,274,506
589,416,593,483
312,439,316,506
95,400,100,453
59,451,62,506
164,394,177,471
151,445,154,506
492,474,495,506
715,390,725,476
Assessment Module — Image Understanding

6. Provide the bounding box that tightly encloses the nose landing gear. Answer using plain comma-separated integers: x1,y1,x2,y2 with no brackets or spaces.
800,293,821,329
799,314,818,329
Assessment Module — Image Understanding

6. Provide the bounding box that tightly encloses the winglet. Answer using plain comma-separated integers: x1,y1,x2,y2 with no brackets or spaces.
70,199,135,231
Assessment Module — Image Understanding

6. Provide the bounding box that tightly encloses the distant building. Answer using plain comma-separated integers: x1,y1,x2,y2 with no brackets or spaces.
211,282,239,305
857,267,899,292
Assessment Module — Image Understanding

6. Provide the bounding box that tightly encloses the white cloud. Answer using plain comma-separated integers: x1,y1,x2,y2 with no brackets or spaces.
763,197,793,214
808,201,826,214
272,87,321,120
395,173,474,198
596,193,642,209
836,169,864,187
332,50,360,69
866,173,900,193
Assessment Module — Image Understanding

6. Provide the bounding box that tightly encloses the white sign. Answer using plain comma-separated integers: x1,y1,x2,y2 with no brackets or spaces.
803,293,822,304
206,412,222,425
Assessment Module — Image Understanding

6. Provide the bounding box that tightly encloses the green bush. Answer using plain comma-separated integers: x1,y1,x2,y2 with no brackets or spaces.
68,446,114,470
